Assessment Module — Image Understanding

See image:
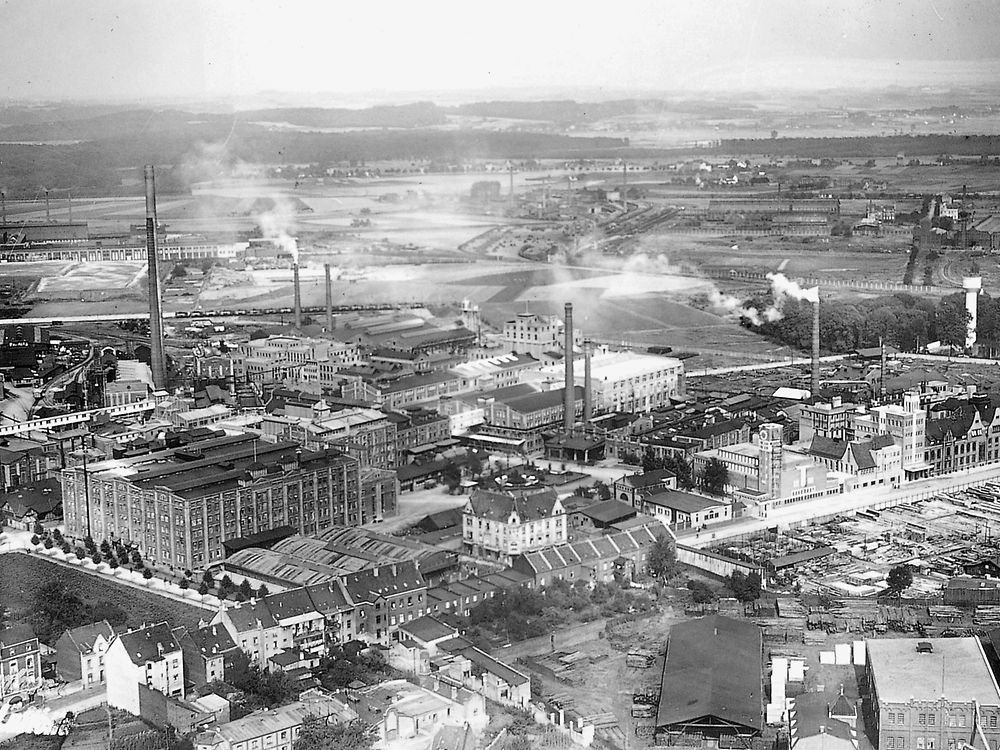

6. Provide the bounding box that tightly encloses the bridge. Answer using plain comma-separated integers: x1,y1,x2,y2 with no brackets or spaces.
0,400,156,437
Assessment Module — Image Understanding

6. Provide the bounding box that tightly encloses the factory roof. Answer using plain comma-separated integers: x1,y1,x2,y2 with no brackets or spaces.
656,615,763,732
483,383,583,414
450,352,538,378
514,521,664,577
866,637,1000,705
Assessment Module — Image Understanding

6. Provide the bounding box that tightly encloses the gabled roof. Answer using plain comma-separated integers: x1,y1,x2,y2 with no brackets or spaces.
187,623,239,658
265,587,320,622
59,621,115,655
224,599,277,632
116,622,181,665
617,469,675,489
304,580,354,615
577,500,637,525
515,521,664,576
644,490,726,514
656,615,763,732
460,646,529,687
0,625,38,648
465,487,560,523
342,561,425,603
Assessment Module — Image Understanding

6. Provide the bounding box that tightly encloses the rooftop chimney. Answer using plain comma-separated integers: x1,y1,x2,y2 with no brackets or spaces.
293,261,302,329
564,303,574,432
811,295,820,401
144,165,167,389
325,263,334,332
583,339,593,423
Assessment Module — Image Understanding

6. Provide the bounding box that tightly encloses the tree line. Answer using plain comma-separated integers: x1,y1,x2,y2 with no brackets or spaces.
742,290,987,354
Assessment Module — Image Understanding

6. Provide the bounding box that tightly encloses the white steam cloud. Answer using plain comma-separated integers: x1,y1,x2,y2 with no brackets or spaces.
257,198,300,264
710,272,818,325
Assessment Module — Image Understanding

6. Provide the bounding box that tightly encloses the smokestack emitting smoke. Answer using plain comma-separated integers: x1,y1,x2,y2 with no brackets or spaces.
143,165,167,390
564,303,574,432
293,262,302,329
584,340,593,423
811,296,820,400
325,263,333,332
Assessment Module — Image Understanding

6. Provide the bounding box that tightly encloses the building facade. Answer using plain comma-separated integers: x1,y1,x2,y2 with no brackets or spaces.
0,626,42,700
105,623,185,715
462,487,567,565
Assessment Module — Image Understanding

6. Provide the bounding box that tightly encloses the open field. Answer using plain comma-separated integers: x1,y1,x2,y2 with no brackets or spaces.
34,262,145,293
0,553,206,638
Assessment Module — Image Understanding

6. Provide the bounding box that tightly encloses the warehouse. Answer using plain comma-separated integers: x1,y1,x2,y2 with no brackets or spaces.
655,615,763,741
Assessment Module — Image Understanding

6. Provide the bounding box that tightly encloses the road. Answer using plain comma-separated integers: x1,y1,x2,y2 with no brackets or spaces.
677,461,1000,548
0,385,33,424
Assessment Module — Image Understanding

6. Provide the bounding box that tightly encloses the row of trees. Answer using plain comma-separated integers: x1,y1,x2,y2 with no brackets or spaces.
742,291,983,353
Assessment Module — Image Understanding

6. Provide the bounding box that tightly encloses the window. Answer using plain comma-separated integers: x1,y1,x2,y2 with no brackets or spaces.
991,716,998,729
928,715,936,727
918,714,926,726
888,739,896,749
917,739,925,750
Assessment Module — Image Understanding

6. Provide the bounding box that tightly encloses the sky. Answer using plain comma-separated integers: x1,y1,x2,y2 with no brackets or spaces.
1,0,999,102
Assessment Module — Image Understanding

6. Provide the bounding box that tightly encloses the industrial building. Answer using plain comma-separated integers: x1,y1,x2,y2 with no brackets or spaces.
866,638,1000,750
60,433,362,569
655,615,763,741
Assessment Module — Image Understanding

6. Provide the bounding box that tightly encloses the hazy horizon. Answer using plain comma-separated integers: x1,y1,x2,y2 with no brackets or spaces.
3,0,1000,105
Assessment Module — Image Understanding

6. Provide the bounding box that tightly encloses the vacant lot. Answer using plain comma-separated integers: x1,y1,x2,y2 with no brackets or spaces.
0,553,206,635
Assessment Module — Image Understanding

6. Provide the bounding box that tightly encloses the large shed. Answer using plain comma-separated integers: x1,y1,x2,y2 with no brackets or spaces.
656,614,763,739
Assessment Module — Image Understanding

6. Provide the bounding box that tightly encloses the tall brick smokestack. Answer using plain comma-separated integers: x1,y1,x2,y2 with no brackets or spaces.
325,264,334,332
583,339,593,423
293,261,302,329
811,297,820,400
144,165,166,390
564,303,574,432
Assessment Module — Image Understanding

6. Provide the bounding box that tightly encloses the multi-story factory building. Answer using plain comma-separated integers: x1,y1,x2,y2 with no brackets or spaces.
61,433,360,569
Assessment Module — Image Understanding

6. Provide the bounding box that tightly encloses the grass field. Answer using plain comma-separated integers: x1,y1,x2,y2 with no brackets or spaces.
0,553,206,636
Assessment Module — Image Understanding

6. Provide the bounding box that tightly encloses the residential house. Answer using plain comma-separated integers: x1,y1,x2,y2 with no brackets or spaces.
462,487,567,566
342,561,428,645
0,625,42,700
175,623,241,688
54,620,115,685
212,599,283,670
105,622,185,715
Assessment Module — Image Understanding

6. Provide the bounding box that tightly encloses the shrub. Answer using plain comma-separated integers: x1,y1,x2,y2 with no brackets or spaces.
31,535,40,546
142,568,153,580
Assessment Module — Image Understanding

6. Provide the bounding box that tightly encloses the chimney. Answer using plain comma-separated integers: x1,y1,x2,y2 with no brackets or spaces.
564,303,574,432
45,188,50,221
293,261,302,329
583,339,593,423
811,296,820,401
325,263,334,332
144,166,167,390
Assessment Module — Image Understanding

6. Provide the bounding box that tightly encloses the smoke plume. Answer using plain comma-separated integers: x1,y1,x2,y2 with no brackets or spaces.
709,273,817,325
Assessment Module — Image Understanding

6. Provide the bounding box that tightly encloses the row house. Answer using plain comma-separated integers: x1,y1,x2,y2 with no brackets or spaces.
343,561,428,646
105,622,185,715
174,623,241,687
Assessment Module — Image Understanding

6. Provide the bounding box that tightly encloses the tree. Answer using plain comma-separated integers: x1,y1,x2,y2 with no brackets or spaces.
257,584,270,599
60,540,71,554
293,717,374,750
142,568,153,580
646,536,677,580
203,570,215,586
727,570,762,603
936,294,972,350
464,451,484,477
33,520,44,536
74,547,86,560
30,534,40,546
43,536,54,549
198,581,210,596
91,601,128,628
221,574,234,590
31,580,89,643
131,550,143,566
239,579,253,599
108,556,119,569
688,579,716,604
700,458,729,497
886,565,913,598
593,480,611,501
179,578,189,590
641,449,662,474
91,552,102,565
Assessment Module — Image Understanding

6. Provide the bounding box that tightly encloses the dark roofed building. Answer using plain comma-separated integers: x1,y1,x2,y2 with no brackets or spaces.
613,469,677,507
656,615,763,739
571,499,637,533
342,561,427,645
462,487,566,564
641,490,731,531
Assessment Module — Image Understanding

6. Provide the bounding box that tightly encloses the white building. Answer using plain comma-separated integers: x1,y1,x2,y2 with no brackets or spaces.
239,336,360,384
852,391,930,479
502,313,568,357
105,622,185,715
527,350,685,413
463,487,567,565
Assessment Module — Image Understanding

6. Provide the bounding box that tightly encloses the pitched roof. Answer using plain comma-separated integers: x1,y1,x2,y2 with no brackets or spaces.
516,521,664,576
187,623,239,658
224,599,277,632
265,587,320,622
0,625,38,648
577,500,637,525
460,646,529,687
465,487,560,523
644,490,726,514
59,621,115,655
116,622,181,665
656,615,763,732
342,561,425,603
618,469,675,489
